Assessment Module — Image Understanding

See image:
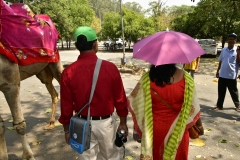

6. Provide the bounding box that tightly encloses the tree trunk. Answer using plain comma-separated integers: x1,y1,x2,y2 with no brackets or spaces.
68,40,71,49
221,36,226,49
66,39,69,49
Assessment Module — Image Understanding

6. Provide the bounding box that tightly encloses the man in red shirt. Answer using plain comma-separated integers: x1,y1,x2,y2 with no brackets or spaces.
59,26,128,159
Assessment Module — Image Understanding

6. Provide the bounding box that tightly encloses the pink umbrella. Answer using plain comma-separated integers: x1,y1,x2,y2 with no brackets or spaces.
133,30,205,65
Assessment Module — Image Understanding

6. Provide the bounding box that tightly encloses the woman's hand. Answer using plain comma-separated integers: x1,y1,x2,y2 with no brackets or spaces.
133,130,141,143
195,118,204,135
196,125,204,135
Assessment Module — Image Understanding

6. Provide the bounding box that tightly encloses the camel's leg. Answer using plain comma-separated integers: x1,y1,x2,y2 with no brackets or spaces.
0,116,8,160
0,55,34,160
36,67,59,130
4,86,34,160
48,59,63,83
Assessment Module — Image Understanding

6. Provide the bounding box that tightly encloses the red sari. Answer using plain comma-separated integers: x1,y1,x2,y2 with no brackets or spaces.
151,78,189,160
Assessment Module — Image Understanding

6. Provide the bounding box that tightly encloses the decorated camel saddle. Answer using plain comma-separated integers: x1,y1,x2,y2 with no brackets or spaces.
0,0,59,65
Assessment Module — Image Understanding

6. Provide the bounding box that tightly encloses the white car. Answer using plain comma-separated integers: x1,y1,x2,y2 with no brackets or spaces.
104,38,112,47
111,38,125,48
115,38,124,46
104,38,124,47
110,38,126,49
196,39,218,57
104,38,126,50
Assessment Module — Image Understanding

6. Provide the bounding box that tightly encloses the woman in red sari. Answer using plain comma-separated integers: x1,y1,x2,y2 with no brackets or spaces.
128,64,204,160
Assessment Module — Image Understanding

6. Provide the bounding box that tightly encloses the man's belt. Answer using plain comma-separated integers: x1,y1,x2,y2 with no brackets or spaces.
80,114,112,120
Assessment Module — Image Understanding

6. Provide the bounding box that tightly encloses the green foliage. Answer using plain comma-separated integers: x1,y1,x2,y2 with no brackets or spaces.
89,0,121,18
123,8,155,42
138,17,155,38
146,0,167,32
167,5,194,16
101,8,155,43
67,0,94,37
101,12,121,39
91,16,101,35
171,0,240,47
170,5,197,35
123,2,144,15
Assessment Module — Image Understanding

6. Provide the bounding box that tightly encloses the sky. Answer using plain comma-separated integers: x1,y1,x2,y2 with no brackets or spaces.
124,0,200,9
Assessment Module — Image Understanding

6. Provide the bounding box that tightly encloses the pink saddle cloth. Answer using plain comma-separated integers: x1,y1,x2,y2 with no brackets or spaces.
0,0,59,65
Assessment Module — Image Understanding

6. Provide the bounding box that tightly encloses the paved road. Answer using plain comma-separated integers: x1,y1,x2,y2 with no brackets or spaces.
0,50,240,160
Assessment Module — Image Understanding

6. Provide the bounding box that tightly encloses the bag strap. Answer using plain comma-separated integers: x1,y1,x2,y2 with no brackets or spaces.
89,58,102,103
75,58,102,118
151,89,176,112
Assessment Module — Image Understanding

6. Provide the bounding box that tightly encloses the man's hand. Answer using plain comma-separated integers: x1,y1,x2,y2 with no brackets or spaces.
63,125,70,145
216,61,221,78
237,46,240,63
117,116,128,139
117,123,128,139
65,133,70,145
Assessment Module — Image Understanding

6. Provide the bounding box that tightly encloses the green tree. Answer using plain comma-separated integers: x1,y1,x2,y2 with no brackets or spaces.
138,17,155,38
91,16,101,36
123,8,155,42
62,0,94,48
101,12,121,39
101,8,155,43
89,0,120,17
188,0,240,47
170,5,195,33
167,5,194,17
123,2,144,15
146,0,167,32
170,0,240,48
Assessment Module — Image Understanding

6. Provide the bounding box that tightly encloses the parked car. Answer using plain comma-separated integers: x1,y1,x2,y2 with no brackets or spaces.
196,39,218,57
103,38,112,47
104,38,126,50
111,38,125,48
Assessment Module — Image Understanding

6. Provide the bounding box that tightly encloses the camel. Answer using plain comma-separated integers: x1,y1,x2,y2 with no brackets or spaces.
0,1,63,159
0,54,63,160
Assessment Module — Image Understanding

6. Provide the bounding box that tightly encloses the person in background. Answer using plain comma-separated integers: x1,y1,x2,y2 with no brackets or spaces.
59,26,128,159
128,38,132,49
183,56,200,78
128,63,203,160
215,33,240,112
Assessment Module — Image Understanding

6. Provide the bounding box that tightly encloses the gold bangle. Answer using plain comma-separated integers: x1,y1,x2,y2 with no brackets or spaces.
64,131,69,134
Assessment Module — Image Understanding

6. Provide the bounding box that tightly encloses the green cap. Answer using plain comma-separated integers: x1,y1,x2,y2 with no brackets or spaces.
73,26,97,42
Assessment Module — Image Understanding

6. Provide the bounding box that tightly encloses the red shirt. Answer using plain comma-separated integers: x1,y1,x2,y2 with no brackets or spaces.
58,52,128,125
